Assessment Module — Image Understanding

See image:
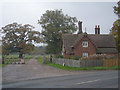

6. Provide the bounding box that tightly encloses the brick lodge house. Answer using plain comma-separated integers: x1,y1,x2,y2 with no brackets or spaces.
62,21,118,57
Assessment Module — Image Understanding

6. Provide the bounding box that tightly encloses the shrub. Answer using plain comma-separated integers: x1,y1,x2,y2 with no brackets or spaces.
65,56,80,60
81,54,116,60
109,56,115,59
72,56,80,60
64,56,72,59
55,54,64,58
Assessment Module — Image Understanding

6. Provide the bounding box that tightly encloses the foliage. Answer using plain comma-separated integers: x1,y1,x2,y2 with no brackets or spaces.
111,1,120,53
110,19,120,53
72,56,80,60
0,42,2,55
2,43,10,55
81,54,110,60
38,9,78,54
53,55,81,60
30,46,46,55
109,56,116,59
113,1,120,17
54,54,64,58
1,23,42,58
65,55,80,60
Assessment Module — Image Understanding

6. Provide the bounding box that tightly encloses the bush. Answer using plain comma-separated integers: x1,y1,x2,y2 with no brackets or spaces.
72,56,80,60
81,54,114,60
65,56,80,60
109,56,116,59
55,54,64,58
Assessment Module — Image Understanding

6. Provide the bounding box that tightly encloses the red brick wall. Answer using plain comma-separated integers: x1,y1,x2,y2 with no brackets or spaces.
74,37,96,57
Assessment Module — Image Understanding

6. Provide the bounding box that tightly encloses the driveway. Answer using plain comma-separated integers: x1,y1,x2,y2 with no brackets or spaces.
2,58,94,83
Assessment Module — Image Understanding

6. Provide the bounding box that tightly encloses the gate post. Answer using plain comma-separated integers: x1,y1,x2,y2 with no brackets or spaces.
44,56,46,64
2,55,4,64
50,55,53,63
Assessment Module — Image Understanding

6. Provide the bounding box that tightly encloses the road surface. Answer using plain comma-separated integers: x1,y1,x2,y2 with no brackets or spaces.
2,70,118,88
2,59,96,83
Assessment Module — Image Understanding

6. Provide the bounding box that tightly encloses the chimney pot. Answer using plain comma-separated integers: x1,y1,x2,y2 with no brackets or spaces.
98,25,100,28
95,25,97,28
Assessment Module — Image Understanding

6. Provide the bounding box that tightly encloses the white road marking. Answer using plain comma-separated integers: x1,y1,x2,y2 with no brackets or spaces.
75,77,118,85
76,79,101,85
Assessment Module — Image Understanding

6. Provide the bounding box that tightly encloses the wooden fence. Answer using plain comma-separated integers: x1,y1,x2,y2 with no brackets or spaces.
43,57,120,67
104,59,119,67
3,57,24,64
51,58,104,67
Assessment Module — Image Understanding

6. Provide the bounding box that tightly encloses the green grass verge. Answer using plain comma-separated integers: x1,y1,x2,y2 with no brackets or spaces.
46,63,120,71
35,56,120,71
0,64,8,67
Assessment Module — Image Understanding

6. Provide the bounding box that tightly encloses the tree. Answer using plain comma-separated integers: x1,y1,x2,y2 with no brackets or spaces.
110,1,120,53
38,9,78,54
1,23,42,58
0,46,1,55
113,1,120,18
30,46,46,55
110,19,120,53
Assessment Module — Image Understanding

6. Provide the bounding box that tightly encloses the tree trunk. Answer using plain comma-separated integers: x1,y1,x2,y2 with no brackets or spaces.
19,53,23,59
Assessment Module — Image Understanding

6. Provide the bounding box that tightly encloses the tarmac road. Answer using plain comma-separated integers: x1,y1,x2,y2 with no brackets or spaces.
2,59,98,83
2,70,118,88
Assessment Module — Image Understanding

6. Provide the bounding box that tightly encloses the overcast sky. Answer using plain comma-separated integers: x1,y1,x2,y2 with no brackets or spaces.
1,1,118,34
0,1,119,46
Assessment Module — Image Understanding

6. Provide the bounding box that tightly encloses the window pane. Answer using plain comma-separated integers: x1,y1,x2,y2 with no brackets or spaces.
82,52,88,57
82,41,88,47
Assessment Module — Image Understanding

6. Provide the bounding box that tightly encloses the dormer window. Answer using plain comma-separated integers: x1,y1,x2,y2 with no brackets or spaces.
82,41,88,47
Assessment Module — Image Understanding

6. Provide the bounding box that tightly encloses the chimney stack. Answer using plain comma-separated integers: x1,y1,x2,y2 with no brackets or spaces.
95,25,97,34
95,25,100,34
98,25,100,34
78,21,82,34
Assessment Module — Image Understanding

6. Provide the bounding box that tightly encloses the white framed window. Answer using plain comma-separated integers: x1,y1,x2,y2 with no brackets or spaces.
82,41,88,47
82,52,88,57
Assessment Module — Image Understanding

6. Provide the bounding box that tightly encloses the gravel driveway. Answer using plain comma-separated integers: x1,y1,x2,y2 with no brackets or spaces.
2,58,97,83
